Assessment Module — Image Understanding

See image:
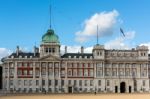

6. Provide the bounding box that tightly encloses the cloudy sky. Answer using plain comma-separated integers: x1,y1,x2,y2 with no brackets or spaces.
0,0,150,60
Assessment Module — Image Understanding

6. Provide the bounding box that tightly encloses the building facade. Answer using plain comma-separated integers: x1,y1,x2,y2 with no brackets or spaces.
1,28,150,93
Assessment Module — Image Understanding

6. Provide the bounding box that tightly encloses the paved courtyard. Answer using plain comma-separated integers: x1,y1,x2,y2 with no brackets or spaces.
1,94,150,99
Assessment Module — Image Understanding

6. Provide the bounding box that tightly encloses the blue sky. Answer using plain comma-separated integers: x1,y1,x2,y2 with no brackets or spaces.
0,0,150,57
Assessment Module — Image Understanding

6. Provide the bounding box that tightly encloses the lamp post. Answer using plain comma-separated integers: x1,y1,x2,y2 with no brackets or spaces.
94,86,97,95
13,87,15,94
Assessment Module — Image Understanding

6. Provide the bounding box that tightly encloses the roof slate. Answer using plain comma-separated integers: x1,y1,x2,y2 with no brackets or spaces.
8,52,40,58
61,53,93,58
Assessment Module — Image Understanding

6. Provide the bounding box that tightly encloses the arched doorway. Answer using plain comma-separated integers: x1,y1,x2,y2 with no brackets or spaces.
68,87,72,93
115,86,118,93
120,82,126,93
0,66,2,89
129,86,131,93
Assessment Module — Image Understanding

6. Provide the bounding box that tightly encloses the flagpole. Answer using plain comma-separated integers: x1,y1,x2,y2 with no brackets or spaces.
119,28,125,49
49,0,52,29
97,25,99,45
119,29,121,49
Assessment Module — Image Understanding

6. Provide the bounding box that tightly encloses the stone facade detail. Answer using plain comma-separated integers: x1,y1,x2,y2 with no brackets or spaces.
1,29,150,93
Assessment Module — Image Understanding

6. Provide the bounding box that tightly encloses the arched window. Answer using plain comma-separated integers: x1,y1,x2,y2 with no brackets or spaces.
100,52,102,56
97,52,99,56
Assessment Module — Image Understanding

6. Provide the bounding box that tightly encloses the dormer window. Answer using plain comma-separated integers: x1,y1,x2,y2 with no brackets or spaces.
90,56,93,59
11,56,14,58
68,56,71,58
79,56,82,59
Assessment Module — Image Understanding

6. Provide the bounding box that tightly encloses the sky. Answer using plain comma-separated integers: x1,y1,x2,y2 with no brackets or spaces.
0,0,150,59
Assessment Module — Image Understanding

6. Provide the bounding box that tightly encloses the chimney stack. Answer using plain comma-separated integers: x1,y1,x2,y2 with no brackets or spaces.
81,46,84,53
16,46,19,56
34,46,36,56
34,46,39,56
65,46,67,54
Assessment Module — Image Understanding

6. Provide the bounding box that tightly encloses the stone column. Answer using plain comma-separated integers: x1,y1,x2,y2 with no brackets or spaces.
2,64,5,90
123,63,125,78
102,62,105,92
65,62,67,93
110,63,113,92
117,63,118,78
94,62,96,78
146,63,148,78
103,62,104,77
52,62,55,93
45,62,48,92
117,63,120,93
58,62,61,93
7,63,10,92
33,62,35,92
14,62,17,91
39,62,42,93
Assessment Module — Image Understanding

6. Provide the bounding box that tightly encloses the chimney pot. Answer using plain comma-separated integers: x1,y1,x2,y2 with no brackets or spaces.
16,46,19,56
81,46,84,53
65,46,67,54
34,46,39,56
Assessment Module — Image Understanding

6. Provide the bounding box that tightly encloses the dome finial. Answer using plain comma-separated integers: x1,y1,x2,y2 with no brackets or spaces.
49,5,52,29
97,25,99,45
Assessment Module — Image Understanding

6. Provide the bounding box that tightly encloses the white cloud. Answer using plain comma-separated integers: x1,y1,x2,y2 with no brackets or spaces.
125,31,135,39
105,30,136,49
60,45,93,54
75,10,119,43
84,46,93,53
140,42,150,53
19,47,30,52
0,48,12,62
61,30,136,54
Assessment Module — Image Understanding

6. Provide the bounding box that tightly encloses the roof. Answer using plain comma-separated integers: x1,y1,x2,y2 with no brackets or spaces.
42,29,60,43
8,52,39,58
1,52,39,62
61,53,93,58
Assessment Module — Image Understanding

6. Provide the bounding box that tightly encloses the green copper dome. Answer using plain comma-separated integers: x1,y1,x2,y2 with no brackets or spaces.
42,29,60,43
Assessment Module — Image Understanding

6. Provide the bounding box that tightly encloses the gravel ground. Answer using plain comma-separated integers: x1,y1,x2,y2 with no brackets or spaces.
0,93,150,99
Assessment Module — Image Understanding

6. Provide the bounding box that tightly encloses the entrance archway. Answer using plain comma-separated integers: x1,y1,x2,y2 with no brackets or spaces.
68,87,72,93
115,86,118,93
129,86,131,93
120,82,126,93
0,66,2,89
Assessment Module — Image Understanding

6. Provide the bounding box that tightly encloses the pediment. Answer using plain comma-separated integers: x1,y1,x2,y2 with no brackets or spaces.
39,54,61,61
